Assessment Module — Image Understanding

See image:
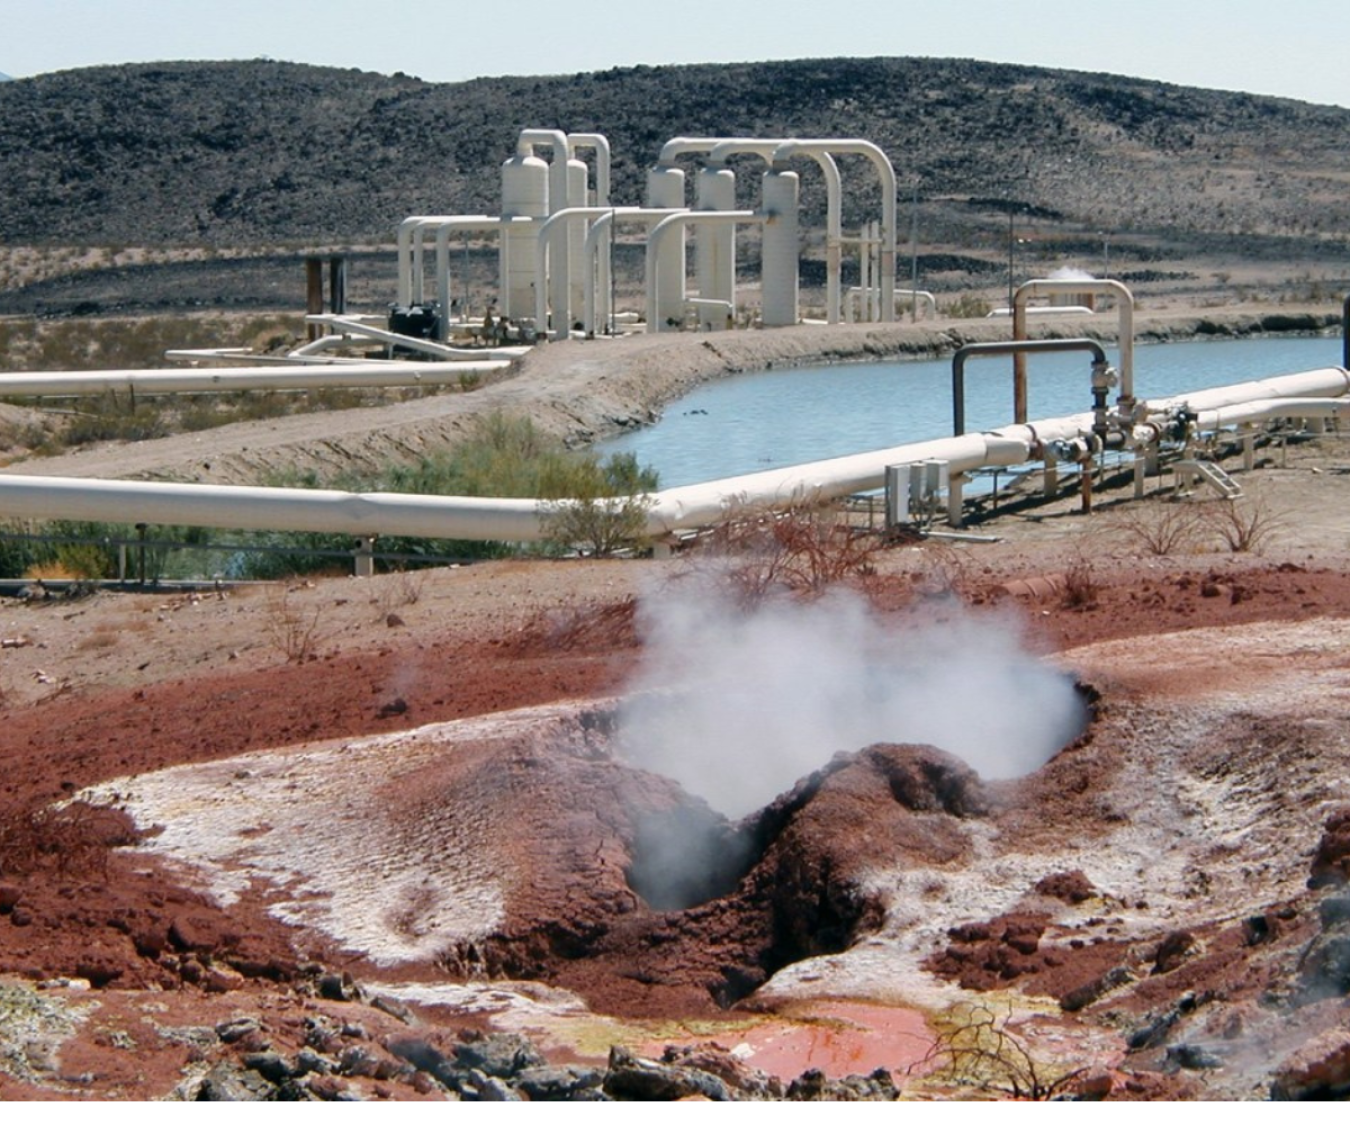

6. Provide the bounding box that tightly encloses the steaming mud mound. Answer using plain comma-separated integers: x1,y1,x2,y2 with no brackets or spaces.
79,697,990,1020
453,741,989,1017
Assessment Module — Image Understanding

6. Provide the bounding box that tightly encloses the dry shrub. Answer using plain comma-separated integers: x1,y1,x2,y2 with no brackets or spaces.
0,800,140,882
1060,556,1100,609
1106,499,1210,557
1202,496,1283,554
694,502,883,606
263,588,327,663
911,1001,1087,1100
507,596,639,656
371,568,428,621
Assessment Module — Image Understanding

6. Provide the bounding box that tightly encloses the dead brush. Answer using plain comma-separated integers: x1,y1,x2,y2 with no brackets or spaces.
1202,495,1284,554
1060,555,1100,610
371,567,428,622
910,1001,1088,1101
694,502,884,606
1105,498,1210,557
0,799,141,882
263,587,327,663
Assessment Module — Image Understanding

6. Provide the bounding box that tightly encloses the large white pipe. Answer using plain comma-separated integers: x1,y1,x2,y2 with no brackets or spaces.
0,361,513,397
0,475,548,541
582,209,684,335
4,368,1345,543
1145,368,1350,415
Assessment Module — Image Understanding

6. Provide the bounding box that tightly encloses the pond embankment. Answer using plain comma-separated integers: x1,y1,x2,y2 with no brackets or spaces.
3,306,1342,486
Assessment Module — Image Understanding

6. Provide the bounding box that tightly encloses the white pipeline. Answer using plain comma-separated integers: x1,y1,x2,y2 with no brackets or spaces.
5,367,1345,543
0,361,512,397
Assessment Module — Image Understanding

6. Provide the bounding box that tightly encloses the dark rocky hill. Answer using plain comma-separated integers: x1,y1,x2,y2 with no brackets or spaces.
1,57,1349,319
3,57,1350,246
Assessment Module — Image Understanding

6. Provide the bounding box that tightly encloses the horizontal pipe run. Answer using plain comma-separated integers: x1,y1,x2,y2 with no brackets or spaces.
0,361,512,397
0,475,550,541
2,367,1346,544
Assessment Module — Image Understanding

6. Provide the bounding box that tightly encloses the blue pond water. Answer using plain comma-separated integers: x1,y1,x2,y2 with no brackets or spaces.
600,336,1344,488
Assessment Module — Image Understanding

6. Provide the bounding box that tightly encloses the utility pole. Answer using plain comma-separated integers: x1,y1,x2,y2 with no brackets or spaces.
1006,205,1016,312
909,178,920,323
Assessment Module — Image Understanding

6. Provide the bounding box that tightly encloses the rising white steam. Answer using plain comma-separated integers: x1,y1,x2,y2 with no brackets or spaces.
618,583,1086,820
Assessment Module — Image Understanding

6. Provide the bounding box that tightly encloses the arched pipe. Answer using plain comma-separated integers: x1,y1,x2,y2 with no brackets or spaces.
770,139,898,322
567,133,611,207
951,339,1108,436
705,142,844,323
846,287,937,322
582,208,684,335
1013,278,1136,415
645,211,761,332
396,215,500,313
533,206,668,339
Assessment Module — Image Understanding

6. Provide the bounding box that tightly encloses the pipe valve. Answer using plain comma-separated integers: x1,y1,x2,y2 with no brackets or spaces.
1166,406,1199,443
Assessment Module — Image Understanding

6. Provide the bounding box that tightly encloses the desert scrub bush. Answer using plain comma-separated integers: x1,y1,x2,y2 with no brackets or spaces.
1060,555,1100,609
263,587,328,663
943,293,992,318
233,414,659,574
0,798,140,882
1,313,303,373
62,394,173,444
693,502,883,605
539,451,658,557
1106,498,1210,557
0,520,212,582
1202,496,1283,553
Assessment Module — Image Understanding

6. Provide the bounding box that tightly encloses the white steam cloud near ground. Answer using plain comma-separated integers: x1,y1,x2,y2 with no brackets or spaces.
618,582,1086,820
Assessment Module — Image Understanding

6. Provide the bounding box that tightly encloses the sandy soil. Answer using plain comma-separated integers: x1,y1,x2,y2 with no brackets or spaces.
3,319,1350,1101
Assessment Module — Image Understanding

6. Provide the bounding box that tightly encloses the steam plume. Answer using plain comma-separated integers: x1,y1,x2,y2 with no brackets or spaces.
618,583,1085,820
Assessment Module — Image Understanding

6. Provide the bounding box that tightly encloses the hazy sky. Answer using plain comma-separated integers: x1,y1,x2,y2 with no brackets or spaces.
3,0,1348,109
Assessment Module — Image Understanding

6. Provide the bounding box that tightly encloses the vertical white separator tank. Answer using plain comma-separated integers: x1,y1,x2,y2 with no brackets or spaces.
500,152,548,320
695,166,737,329
569,134,613,332
646,165,687,329
565,156,590,329
761,169,800,328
